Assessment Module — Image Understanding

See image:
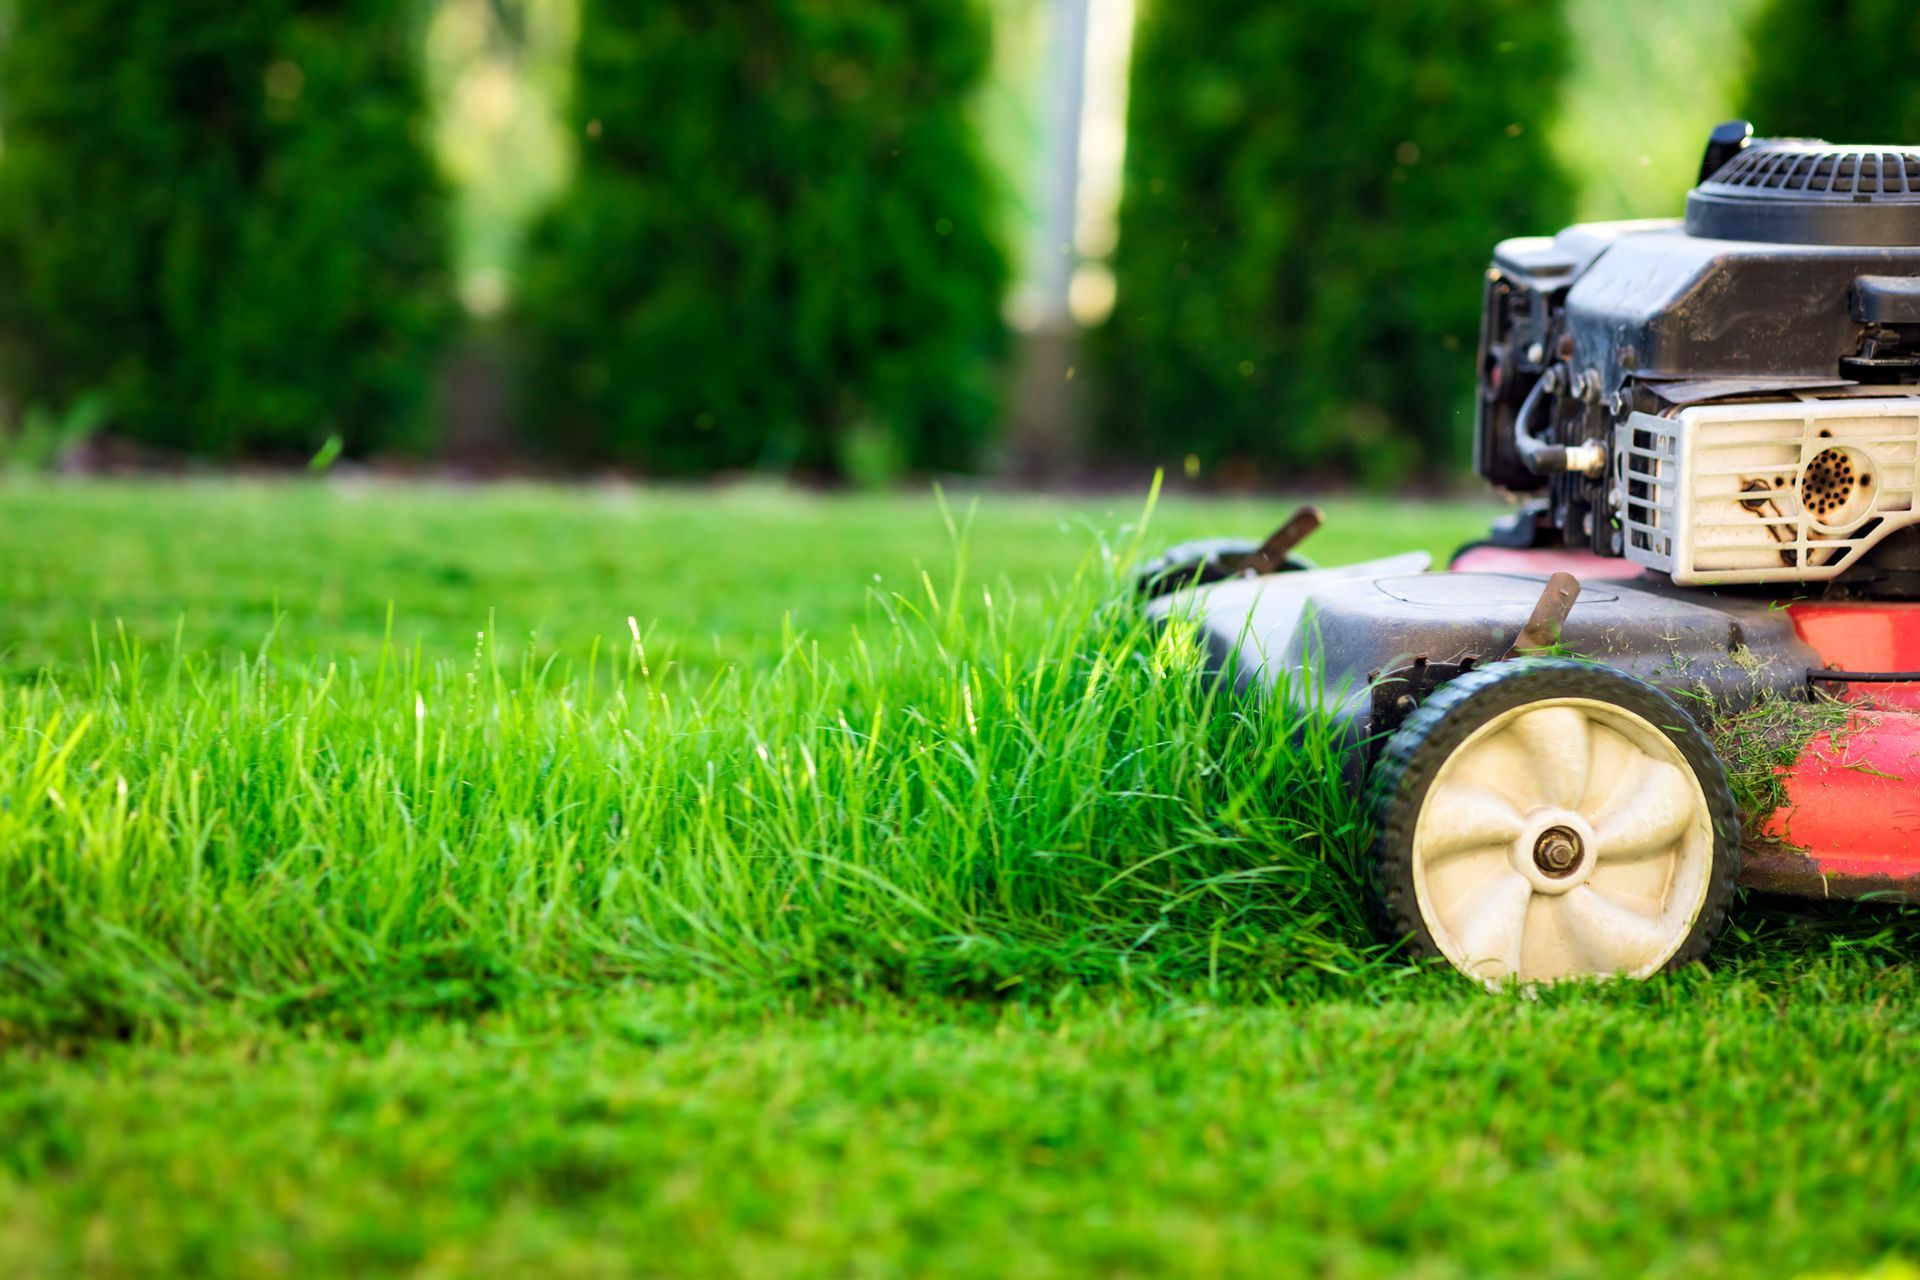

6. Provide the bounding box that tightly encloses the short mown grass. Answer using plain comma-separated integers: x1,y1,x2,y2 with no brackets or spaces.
1,478,1915,1278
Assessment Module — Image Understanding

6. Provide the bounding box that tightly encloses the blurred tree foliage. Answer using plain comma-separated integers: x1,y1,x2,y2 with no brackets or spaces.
518,1,1008,479
0,0,453,457
1743,0,1920,139
1104,0,1573,484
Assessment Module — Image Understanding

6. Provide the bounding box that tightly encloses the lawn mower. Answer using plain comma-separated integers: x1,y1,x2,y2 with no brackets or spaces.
1144,122,1920,987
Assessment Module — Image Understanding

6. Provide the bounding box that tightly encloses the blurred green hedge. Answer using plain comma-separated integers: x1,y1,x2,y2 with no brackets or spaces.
1104,0,1573,485
517,1,1008,479
1744,0,1920,139
0,0,453,458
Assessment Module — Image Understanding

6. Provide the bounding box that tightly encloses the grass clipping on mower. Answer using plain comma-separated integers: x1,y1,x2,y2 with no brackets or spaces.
1706,690,1855,845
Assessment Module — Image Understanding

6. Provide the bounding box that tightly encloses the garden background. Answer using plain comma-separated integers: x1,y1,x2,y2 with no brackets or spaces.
0,0,1897,485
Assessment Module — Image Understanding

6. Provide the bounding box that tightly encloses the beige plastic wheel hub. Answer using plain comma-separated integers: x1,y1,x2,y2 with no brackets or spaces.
1410,696,1715,988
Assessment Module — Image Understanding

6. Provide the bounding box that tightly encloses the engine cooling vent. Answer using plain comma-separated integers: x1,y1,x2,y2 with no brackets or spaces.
1687,139,1920,244
1617,399,1920,585
1704,144,1920,198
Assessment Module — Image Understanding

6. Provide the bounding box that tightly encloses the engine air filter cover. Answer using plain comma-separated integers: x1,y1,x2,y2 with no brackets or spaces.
1687,141,1920,245
1617,397,1920,585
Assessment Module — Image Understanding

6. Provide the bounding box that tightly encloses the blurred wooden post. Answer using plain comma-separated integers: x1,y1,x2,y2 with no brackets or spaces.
1005,0,1091,480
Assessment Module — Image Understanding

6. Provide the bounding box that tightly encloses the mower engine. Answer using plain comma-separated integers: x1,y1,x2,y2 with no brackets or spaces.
1480,121,1920,591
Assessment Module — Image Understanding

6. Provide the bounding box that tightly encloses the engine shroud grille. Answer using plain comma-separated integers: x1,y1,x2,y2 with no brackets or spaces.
1687,140,1920,242
1704,146,1920,199
1618,399,1920,585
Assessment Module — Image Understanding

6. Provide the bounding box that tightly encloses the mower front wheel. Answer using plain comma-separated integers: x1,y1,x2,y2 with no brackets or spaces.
1366,658,1739,989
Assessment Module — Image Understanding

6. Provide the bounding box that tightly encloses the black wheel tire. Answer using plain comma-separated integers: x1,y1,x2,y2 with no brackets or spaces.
1135,537,1310,598
1364,657,1740,982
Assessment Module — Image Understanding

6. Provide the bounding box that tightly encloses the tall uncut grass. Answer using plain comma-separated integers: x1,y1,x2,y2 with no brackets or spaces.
0,498,1377,1039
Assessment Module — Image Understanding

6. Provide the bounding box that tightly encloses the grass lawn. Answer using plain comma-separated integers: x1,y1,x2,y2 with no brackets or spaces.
1,478,1916,1278
0,480,1493,676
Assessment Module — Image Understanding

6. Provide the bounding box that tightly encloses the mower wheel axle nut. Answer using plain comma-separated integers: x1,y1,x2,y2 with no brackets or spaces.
1533,826,1584,879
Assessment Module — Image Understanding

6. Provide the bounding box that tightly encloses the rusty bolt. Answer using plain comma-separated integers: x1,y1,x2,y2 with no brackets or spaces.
1533,826,1584,878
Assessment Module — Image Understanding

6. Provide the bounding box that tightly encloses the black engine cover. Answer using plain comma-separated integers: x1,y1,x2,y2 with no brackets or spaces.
1564,228,1920,392
1473,128,1920,570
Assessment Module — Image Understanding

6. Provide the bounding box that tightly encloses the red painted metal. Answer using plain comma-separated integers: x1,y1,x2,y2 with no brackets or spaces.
1748,708,1920,899
1448,545,1648,579
1788,600,1920,709
1739,602,1920,899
